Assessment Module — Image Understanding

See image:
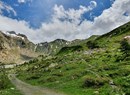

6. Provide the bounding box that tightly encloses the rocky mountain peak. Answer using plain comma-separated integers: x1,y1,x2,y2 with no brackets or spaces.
0,31,38,64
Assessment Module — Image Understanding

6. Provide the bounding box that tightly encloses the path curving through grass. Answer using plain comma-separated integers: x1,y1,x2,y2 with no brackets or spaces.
8,74,66,95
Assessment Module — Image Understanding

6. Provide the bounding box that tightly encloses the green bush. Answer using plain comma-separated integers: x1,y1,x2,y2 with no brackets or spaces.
0,74,10,89
0,63,10,89
86,41,99,49
82,76,108,88
57,45,83,55
46,76,57,82
116,39,130,62
121,39,130,54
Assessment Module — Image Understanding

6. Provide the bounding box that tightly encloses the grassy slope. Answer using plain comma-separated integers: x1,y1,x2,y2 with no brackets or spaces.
1,87,22,95
16,22,130,95
0,70,22,95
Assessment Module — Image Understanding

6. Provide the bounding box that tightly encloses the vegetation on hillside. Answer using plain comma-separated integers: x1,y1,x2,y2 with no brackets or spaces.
0,63,22,95
0,63,10,89
57,45,83,55
15,21,130,95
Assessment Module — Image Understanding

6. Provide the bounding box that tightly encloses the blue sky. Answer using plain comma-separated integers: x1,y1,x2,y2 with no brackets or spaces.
2,0,114,28
0,0,129,43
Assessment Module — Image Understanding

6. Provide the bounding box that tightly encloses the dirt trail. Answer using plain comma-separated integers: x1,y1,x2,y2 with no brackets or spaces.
8,74,66,95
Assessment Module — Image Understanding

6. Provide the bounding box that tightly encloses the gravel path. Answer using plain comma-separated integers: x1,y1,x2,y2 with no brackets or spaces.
8,74,66,95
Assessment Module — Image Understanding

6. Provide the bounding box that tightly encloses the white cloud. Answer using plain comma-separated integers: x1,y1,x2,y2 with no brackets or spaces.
0,1,17,16
0,0,130,44
53,1,97,25
38,1,97,41
18,0,25,3
90,1,97,9
38,0,130,42
18,0,32,3
0,15,38,42
91,0,130,35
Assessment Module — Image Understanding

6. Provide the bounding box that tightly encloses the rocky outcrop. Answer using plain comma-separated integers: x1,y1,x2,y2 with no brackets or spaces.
0,31,38,64
35,39,71,55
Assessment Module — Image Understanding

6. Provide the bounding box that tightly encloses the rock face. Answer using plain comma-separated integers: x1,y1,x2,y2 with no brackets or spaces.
0,31,38,64
0,31,36,51
35,39,70,55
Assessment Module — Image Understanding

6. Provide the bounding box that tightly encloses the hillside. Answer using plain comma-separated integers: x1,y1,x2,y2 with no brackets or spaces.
0,31,38,64
14,21,130,95
95,21,130,48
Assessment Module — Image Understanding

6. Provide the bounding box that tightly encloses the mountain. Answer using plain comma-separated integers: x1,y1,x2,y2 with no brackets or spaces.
35,35,99,55
2,21,130,64
0,30,99,64
0,31,38,64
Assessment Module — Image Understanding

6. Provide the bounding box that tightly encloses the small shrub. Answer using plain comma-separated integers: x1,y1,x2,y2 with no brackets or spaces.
46,76,57,82
82,76,108,88
86,41,99,49
26,76,40,80
120,39,130,56
0,74,10,89
26,74,41,80
0,63,10,89
52,73,63,77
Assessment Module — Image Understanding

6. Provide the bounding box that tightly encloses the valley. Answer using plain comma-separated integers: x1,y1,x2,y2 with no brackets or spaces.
1,21,130,95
